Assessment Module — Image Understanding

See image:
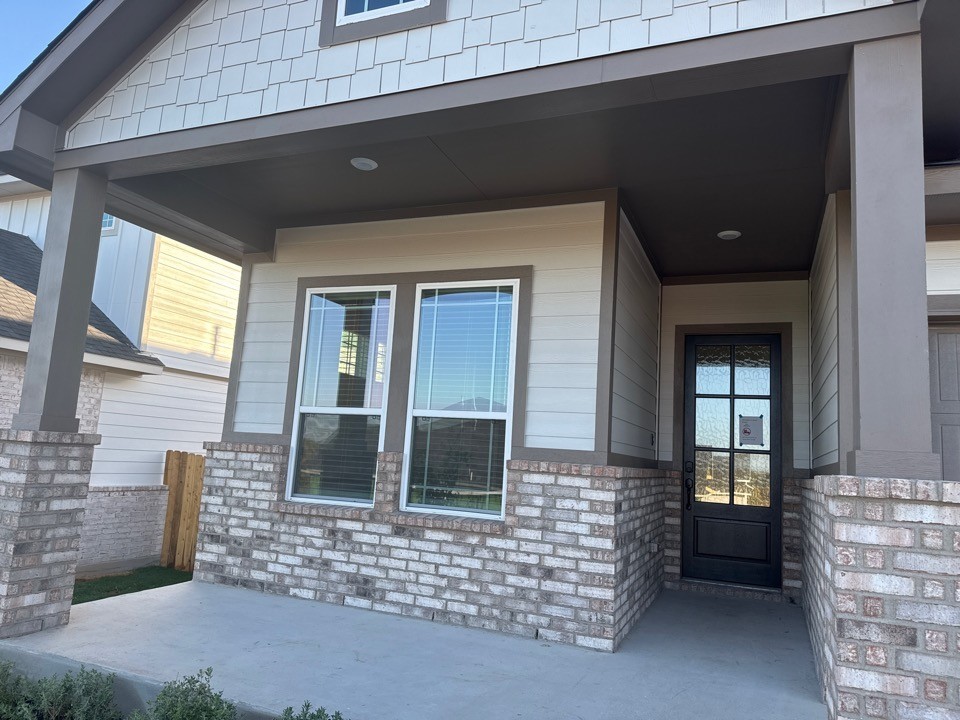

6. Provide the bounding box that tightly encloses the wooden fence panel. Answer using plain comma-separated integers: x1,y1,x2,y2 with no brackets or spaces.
161,450,205,571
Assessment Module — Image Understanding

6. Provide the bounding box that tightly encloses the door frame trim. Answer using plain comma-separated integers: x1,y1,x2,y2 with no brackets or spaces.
672,323,796,476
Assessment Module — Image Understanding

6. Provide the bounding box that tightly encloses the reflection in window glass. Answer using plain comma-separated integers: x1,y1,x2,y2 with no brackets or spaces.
293,414,381,501
407,285,514,515
695,345,731,395
343,0,421,16
408,417,506,514
413,287,513,413
292,289,392,504
696,451,730,504
301,292,390,410
734,453,771,507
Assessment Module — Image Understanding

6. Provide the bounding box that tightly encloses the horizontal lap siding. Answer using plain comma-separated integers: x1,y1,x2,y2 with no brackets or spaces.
926,234,960,294
659,280,811,469
611,212,660,460
90,370,228,485
141,237,241,374
810,196,839,469
233,203,605,451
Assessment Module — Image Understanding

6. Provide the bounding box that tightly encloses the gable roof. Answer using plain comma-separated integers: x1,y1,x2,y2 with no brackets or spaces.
0,228,163,368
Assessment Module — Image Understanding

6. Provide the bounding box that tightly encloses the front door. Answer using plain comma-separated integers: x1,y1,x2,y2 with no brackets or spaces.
681,335,782,587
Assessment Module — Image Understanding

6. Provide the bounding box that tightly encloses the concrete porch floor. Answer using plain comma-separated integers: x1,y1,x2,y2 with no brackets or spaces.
0,582,825,720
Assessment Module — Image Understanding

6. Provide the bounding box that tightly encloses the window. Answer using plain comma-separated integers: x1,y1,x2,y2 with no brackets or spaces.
289,288,394,505
339,0,428,24
319,0,446,46
101,214,119,235
402,282,517,517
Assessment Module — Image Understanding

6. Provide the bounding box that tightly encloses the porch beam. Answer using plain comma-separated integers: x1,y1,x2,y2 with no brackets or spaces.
12,168,106,433
846,33,940,480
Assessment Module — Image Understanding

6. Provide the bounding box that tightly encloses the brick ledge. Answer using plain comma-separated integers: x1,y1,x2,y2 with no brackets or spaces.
805,475,960,504
274,501,505,534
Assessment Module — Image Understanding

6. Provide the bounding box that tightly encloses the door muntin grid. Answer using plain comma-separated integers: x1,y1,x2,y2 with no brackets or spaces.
693,343,772,507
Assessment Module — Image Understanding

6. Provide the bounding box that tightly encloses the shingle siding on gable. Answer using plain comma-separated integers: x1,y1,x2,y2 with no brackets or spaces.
66,0,892,148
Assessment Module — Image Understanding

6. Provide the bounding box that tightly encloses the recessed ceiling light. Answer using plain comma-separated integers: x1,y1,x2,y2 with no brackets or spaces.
350,157,379,172
717,230,742,241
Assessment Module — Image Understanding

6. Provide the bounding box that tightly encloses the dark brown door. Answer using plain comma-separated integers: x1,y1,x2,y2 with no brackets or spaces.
681,335,782,588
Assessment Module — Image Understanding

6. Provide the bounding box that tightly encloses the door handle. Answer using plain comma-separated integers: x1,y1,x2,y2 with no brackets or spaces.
684,477,694,510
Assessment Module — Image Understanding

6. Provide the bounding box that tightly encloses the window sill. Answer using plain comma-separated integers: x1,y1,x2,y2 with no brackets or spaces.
274,500,505,534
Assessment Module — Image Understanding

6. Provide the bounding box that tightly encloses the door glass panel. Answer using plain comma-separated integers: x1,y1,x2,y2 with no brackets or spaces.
696,345,731,394
734,453,771,507
696,398,730,449
735,345,771,396
735,398,771,450
696,451,730,504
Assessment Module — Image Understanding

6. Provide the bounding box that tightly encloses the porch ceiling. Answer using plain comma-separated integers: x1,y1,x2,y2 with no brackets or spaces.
117,77,836,278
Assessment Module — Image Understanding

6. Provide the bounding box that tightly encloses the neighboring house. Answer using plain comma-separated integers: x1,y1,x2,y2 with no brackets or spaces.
0,2,958,719
0,178,241,574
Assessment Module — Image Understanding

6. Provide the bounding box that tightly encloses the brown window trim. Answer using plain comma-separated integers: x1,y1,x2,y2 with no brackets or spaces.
318,0,448,47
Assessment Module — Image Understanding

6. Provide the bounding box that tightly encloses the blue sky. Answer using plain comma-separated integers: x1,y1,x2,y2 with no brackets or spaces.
0,1,91,93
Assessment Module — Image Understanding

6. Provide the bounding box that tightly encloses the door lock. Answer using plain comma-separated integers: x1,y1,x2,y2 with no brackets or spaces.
684,476,694,510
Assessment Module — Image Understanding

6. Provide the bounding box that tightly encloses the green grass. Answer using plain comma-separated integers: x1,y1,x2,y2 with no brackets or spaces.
73,566,193,605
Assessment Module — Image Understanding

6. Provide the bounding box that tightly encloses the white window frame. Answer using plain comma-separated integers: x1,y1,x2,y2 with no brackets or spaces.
400,279,519,520
336,0,429,25
286,284,397,507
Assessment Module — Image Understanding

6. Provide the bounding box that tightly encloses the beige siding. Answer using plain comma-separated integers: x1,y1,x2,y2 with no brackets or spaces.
926,230,960,295
659,280,811,469
90,369,228,486
810,196,839,469
234,203,605,451
141,236,241,375
611,211,660,460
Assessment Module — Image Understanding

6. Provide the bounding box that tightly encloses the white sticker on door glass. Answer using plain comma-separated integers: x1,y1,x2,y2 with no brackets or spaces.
739,415,764,447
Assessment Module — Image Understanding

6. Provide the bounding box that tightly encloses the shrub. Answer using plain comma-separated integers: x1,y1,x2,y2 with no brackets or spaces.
280,703,345,720
0,662,122,720
131,669,236,720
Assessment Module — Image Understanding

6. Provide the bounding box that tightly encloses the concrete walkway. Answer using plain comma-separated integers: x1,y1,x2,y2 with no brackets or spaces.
0,583,825,720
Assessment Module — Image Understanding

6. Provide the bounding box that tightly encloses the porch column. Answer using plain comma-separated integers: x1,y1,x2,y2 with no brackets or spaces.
846,34,940,481
0,168,105,637
12,168,107,433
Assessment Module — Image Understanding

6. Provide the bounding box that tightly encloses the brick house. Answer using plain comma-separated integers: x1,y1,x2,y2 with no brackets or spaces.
0,1,958,719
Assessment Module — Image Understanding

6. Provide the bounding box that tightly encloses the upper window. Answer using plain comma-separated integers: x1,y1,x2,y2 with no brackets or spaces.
289,288,394,505
319,0,446,46
339,0,428,23
402,282,517,517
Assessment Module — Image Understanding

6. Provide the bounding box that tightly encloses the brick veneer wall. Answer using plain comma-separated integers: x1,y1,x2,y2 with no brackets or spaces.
802,476,960,720
195,442,675,651
0,353,103,435
77,485,169,575
0,430,99,638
